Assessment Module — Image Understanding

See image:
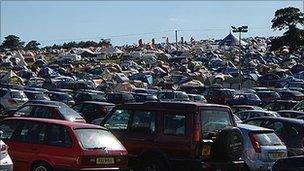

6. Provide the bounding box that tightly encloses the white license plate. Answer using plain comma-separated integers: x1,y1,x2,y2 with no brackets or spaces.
96,157,115,164
269,152,285,159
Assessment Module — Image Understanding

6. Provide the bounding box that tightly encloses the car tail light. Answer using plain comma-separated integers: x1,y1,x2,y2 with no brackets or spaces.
8,99,17,104
249,132,261,153
1,143,8,157
193,114,201,142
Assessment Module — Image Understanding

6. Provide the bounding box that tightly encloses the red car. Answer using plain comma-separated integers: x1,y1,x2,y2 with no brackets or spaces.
0,117,128,171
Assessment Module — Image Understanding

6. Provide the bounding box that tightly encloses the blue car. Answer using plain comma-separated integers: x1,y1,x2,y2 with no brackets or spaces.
238,124,287,171
227,93,262,106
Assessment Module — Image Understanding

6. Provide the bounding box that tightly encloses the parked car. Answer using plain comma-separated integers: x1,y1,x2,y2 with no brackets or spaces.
276,90,304,101
256,91,281,106
72,101,115,123
13,104,86,123
205,88,236,105
101,101,245,171
230,105,263,114
23,90,50,101
157,90,190,101
131,93,158,102
0,137,13,171
292,99,304,112
106,92,135,104
0,117,128,171
277,110,304,119
0,88,28,115
264,100,298,111
238,124,287,171
74,90,107,103
236,110,280,121
244,117,304,156
272,155,304,171
187,94,207,103
227,93,262,106
47,91,75,106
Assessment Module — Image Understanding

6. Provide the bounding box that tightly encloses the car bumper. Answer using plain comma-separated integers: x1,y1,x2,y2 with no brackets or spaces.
190,159,245,171
246,160,275,171
0,155,13,171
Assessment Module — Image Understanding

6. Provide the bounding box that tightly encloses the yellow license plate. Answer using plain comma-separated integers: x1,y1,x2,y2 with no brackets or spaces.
202,145,211,156
96,157,115,164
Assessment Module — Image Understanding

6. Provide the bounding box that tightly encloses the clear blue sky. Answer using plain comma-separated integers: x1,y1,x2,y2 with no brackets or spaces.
1,1,303,47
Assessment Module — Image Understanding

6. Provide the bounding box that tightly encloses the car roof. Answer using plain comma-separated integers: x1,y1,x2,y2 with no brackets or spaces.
238,123,273,132
231,105,260,108
2,117,105,129
23,103,59,108
48,91,70,95
277,110,304,114
115,101,229,111
245,116,304,124
76,101,114,106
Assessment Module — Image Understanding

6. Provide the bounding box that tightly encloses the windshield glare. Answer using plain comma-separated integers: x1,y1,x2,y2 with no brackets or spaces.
58,106,83,120
254,132,284,146
75,129,125,150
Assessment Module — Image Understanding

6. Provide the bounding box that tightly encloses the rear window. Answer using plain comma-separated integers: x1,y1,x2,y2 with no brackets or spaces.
75,128,125,150
58,106,83,121
200,109,233,138
254,132,284,146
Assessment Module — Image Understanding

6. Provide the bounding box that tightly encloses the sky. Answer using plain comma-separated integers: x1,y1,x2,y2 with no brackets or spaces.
1,1,303,47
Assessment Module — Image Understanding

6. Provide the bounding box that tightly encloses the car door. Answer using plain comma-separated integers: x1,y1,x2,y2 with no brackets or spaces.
9,121,47,171
37,124,75,169
156,111,190,165
124,110,157,156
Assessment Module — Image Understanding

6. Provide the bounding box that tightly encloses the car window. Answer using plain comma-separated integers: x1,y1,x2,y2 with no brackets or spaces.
0,120,19,140
265,121,284,136
164,114,186,136
0,90,7,97
10,91,27,99
58,106,83,120
46,125,72,147
75,128,125,150
16,105,34,116
238,112,249,121
104,109,131,130
249,112,261,118
246,119,263,126
15,122,47,144
254,132,284,146
72,104,83,113
131,111,156,134
201,109,233,138
82,103,96,113
32,107,52,118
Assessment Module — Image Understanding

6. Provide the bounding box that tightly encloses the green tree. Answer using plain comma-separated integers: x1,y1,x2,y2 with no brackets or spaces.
1,35,24,50
270,7,304,52
25,40,40,51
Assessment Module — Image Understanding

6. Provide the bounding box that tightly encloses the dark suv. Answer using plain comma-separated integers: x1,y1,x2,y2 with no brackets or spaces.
101,101,244,171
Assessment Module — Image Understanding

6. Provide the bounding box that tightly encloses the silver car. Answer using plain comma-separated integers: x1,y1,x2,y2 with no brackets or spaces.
239,124,287,171
0,137,13,171
0,88,28,114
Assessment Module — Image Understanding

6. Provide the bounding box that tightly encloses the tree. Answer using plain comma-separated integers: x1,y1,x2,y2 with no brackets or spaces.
25,40,40,51
270,7,304,52
1,35,24,50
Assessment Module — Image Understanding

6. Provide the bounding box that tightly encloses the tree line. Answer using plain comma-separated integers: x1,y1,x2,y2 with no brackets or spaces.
0,7,303,53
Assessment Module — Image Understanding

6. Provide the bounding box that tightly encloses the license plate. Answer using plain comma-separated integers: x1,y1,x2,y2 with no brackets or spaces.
269,152,285,159
96,157,115,164
202,145,211,156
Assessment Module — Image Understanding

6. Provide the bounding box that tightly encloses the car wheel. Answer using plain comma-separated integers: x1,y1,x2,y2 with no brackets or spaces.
31,162,53,171
142,158,168,171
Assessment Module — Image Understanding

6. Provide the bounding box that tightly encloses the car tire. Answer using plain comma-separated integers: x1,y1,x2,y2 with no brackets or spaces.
31,162,53,171
213,127,244,161
141,157,168,171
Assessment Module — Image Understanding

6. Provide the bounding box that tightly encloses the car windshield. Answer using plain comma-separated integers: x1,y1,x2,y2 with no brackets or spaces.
75,128,125,150
10,91,27,99
90,93,106,101
200,109,233,138
58,106,83,120
33,93,50,100
246,94,260,100
254,132,284,146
